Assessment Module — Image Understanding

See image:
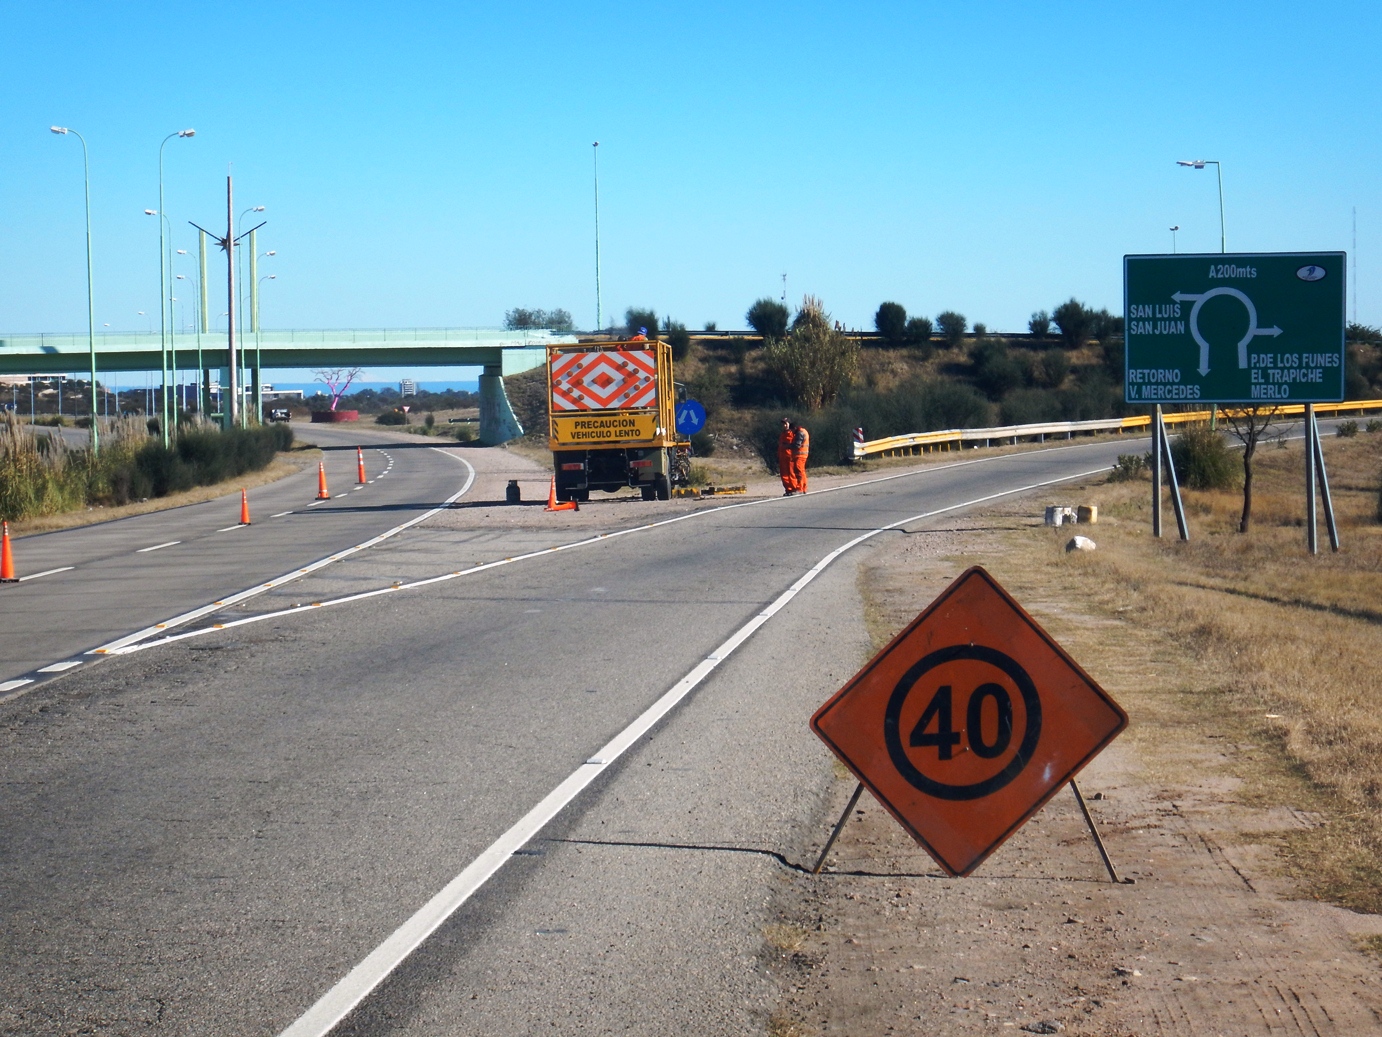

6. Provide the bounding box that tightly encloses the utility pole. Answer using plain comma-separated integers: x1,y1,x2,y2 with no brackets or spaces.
593,141,602,334
191,176,265,430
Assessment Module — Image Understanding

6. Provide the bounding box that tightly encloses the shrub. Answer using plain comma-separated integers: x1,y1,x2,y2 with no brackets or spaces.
972,339,1027,400
999,388,1062,426
690,429,714,457
874,302,907,347
703,321,717,332
746,298,788,342
763,296,859,410
1368,419,1382,433
972,322,988,339
905,316,933,346
424,412,436,430
1052,299,1094,348
1029,310,1051,340
1337,419,1359,438
1092,308,1124,343
1171,425,1240,491
1035,348,1070,389
376,410,408,425
686,362,730,416
935,311,966,348
452,423,476,442
1108,454,1148,482
665,320,691,361
625,307,659,339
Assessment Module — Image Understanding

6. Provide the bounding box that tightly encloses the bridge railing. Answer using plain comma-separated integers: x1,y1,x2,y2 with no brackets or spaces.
854,400,1382,460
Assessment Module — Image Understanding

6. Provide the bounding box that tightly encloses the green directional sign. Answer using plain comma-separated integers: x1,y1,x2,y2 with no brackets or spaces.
1124,252,1345,405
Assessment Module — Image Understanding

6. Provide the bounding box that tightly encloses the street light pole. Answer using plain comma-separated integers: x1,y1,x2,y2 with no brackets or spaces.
1170,225,1179,254
1176,159,1225,253
592,141,602,334
255,273,276,420
49,126,99,455
157,129,195,445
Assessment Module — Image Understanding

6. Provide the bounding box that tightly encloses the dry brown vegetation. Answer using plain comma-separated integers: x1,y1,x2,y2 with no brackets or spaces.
861,430,1382,912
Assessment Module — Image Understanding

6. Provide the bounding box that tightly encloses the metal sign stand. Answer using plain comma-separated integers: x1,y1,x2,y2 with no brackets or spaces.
1305,404,1340,554
812,780,1124,883
1151,405,1190,541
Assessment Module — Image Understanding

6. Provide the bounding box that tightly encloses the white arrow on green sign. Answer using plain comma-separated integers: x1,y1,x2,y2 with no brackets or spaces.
1123,252,1345,405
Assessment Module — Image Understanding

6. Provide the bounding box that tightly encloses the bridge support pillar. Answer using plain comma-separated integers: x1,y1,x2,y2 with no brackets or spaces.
478,365,523,445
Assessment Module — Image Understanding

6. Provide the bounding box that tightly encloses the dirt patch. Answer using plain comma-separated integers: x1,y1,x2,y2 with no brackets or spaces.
768,432,1382,1034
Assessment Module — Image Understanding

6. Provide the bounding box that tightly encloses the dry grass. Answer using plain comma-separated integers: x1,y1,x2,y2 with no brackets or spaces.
859,430,1382,912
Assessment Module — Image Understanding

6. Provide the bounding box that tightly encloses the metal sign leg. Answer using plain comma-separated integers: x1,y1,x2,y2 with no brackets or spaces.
1070,779,1123,884
1306,404,1319,555
1159,411,1190,541
813,782,865,875
1152,406,1163,538
1311,410,1341,552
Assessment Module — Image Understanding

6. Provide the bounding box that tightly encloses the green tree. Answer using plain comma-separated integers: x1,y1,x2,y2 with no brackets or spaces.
625,307,659,339
764,296,859,410
1029,310,1051,340
665,319,691,361
905,316,933,345
935,311,967,348
874,301,907,347
746,298,789,342
504,307,574,331
1051,299,1094,348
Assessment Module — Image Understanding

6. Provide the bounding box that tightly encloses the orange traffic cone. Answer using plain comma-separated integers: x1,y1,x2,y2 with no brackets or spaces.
1,521,17,583
544,476,578,512
356,446,366,484
316,461,331,500
239,488,251,525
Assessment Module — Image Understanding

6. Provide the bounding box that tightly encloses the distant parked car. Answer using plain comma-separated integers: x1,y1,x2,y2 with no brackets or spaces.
268,408,291,422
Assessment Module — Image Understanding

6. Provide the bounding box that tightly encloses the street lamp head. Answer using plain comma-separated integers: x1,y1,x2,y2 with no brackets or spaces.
178,129,195,138
251,206,264,212
144,209,157,216
265,250,276,256
1177,159,1207,169
176,249,187,255
50,126,68,135
1170,225,1180,231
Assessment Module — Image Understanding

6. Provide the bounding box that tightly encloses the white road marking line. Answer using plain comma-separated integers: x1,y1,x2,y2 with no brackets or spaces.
307,500,327,507
0,678,34,693
87,450,477,655
274,463,1111,1037
335,493,349,498
216,525,246,533
137,541,181,553
118,461,1114,656
272,511,294,518
36,660,82,672
18,566,75,581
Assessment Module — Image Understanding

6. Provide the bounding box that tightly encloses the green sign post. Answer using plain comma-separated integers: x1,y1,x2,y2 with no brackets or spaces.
1124,252,1345,404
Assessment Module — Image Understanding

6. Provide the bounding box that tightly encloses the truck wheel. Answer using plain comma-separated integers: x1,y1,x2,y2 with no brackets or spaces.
654,474,671,501
576,489,590,503
641,485,655,501
556,486,572,503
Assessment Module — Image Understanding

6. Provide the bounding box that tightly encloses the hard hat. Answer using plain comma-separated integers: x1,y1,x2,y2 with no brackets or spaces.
639,327,647,335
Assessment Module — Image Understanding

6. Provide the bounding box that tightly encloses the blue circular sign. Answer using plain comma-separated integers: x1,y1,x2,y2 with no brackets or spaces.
675,399,707,435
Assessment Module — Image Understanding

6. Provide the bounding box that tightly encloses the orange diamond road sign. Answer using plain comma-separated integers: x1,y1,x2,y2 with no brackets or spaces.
811,566,1127,877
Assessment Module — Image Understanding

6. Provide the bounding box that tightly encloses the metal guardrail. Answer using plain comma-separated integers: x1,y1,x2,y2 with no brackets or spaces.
855,399,1382,460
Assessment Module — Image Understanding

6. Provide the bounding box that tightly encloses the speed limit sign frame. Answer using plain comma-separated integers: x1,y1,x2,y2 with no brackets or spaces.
811,566,1128,877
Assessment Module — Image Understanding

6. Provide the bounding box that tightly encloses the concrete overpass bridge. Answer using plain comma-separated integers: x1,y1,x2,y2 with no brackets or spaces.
0,328,572,444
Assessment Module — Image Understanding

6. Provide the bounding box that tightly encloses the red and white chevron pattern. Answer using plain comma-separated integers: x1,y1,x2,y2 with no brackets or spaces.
550,350,658,411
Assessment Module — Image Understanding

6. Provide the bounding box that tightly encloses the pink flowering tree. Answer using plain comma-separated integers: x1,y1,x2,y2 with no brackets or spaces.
312,367,363,410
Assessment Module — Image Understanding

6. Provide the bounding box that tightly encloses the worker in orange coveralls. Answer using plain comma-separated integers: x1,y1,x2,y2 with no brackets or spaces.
778,418,797,495
790,421,810,494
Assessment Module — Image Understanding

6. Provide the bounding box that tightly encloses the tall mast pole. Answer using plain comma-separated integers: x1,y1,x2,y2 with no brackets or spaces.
593,141,602,334
226,175,239,429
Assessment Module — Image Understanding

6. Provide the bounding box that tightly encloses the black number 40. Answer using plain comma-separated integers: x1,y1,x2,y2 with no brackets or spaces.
910,683,1014,760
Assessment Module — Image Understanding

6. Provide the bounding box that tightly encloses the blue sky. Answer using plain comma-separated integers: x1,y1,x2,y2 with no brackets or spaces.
4,0,1380,343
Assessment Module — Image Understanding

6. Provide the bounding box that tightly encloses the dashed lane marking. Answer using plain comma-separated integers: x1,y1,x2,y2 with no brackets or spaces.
36,660,82,672
18,567,75,581
137,541,181,553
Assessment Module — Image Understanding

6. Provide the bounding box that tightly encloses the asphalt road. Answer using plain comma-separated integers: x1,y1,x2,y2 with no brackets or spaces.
0,423,478,693
0,433,1151,1037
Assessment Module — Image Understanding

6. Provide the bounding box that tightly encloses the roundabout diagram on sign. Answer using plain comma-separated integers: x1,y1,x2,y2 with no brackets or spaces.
1171,287,1282,376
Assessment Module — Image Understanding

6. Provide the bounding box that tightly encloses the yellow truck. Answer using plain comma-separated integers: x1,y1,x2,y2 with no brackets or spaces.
547,339,691,501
